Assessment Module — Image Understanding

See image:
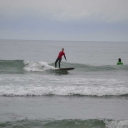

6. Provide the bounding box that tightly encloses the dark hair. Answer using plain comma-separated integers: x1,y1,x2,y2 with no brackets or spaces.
118,58,121,62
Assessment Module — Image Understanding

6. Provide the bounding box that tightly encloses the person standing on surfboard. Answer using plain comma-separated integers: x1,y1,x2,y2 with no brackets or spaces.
55,48,67,68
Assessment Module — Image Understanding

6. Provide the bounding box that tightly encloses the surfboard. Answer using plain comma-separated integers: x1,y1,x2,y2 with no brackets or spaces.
55,67,74,71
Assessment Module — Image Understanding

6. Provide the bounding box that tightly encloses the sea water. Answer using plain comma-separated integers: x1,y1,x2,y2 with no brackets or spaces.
0,39,128,128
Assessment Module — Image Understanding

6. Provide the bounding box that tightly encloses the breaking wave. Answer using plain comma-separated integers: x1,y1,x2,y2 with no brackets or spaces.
0,60,128,74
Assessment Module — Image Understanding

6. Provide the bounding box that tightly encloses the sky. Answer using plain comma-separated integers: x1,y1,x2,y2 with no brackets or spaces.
0,0,128,41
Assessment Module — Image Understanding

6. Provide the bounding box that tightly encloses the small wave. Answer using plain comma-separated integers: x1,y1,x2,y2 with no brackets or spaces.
0,60,56,73
0,78,127,97
0,119,128,128
0,60,128,74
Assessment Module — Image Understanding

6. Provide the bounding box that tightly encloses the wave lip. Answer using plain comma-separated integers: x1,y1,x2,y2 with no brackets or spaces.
23,60,55,72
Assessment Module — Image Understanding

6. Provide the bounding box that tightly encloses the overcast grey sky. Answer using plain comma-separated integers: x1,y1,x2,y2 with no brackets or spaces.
0,0,128,41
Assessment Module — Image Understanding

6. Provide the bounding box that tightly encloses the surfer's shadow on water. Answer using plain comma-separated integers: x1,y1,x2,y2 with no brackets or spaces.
57,72,70,76
51,70,69,75
48,67,75,75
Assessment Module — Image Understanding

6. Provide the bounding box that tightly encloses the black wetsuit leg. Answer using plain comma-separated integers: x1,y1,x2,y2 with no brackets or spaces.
55,58,61,68
55,58,59,68
58,58,62,68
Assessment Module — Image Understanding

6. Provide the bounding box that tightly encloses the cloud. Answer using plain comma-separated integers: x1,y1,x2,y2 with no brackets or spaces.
0,0,128,22
0,0,128,41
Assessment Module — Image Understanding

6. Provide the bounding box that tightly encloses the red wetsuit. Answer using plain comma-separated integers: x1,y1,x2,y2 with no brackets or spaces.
55,51,66,68
58,51,65,59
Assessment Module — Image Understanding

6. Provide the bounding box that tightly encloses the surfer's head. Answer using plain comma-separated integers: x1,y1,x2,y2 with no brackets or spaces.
118,58,121,62
62,48,64,51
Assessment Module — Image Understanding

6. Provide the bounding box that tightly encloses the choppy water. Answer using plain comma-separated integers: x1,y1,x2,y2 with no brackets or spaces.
0,40,128,128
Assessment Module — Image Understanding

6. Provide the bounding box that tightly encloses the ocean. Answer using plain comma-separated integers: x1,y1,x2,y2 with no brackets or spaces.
0,39,128,128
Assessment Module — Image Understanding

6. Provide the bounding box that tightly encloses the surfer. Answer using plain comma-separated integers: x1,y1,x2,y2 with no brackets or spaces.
117,58,123,65
55,48,67,68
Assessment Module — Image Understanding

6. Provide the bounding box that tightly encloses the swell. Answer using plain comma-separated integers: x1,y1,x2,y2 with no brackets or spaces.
0,60,24,73
56,62,128,72
0,119,128,128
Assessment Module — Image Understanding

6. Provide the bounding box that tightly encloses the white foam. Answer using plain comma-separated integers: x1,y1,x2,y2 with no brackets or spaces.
23,60,55,71
105,120,128,128
0,76,128,96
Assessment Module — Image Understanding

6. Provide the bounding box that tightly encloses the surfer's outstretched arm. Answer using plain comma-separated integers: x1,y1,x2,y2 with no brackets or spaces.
64,55,67,61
